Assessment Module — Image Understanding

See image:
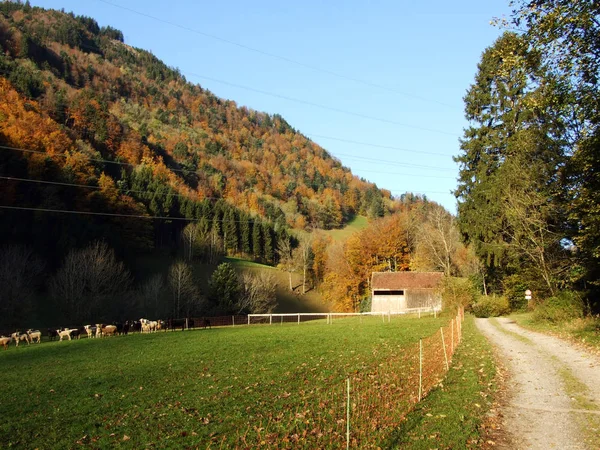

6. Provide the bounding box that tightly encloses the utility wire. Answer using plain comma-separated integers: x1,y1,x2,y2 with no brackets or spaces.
94,0,458,110
0,204,196,221
0,174,456,199
307,133,455,157
0,144,455,174
0,175,202,200
331,152,455,172
188,73,460,137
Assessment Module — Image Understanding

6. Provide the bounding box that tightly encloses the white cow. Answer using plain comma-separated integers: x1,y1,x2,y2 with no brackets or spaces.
27,329,42,344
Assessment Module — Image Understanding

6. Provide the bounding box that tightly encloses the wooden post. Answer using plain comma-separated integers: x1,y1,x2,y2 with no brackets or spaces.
232,316,235,327
298,313,300,325
451,319,454,354
247,315,250,326
440,327,449,371
419,339,423,401
346,378,350,450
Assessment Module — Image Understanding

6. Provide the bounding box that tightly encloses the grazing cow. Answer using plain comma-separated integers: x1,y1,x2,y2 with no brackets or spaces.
47,328,58,341
122,321,131,335
27,329,42,344
140,318,158,333
0,336,12,350
13,332,30,347
168,318,186,331
83,325,94,339
101,324,117,337
70,327,81,340
203,319,211,329
95,324,103,338
57,329,74,341
130,320,141,333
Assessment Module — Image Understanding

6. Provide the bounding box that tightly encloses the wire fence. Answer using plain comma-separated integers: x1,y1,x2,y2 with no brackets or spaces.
228,308,464,448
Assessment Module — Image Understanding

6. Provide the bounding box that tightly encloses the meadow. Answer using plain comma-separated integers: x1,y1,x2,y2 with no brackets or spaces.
0,315,451,449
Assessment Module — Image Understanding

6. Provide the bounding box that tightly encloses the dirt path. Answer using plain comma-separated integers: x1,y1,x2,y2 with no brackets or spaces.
476,317,600,450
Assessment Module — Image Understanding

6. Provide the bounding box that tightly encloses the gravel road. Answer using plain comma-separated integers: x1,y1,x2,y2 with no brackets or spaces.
476,317,600,450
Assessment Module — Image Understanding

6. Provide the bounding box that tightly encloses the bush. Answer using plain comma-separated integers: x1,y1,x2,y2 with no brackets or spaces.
532,291,586,323
471,294,510,318
441,277,477,313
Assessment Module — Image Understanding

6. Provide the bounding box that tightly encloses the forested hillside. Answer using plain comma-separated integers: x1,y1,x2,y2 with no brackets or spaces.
0,2,389,261
0,2,412,328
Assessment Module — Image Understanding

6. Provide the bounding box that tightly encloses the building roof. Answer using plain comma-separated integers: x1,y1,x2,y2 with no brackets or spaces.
371,272,444,290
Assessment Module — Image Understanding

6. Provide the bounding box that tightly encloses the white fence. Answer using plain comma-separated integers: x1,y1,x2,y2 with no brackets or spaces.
247,306,442,325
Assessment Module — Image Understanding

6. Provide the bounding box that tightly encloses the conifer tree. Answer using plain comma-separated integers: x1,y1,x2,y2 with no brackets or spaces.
263,222,274,265
252,219,262,261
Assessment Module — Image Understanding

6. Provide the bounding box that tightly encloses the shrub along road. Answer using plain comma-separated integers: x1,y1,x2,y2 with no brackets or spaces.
476,317,600,449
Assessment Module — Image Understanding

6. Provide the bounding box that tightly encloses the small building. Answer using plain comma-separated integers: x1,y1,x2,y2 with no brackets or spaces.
371,272,443,313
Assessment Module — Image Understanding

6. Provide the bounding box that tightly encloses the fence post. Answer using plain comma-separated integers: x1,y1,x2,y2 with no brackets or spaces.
346,377,350,450
451,319,454,355
434,307,437,319
270,315,272,325
418,309,421,319
185,318,188,330
232,316,235,327
298,313,300,325
419,338,423,402
247,315,250,326
440,327,449,371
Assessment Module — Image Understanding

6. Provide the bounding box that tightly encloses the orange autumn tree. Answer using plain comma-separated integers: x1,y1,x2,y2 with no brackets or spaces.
321,214,411,312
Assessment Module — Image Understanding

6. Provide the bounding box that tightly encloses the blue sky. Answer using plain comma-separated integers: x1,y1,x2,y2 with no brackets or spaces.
32,0,511,213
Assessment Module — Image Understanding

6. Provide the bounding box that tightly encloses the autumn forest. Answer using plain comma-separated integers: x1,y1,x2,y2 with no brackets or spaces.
1,1,599,329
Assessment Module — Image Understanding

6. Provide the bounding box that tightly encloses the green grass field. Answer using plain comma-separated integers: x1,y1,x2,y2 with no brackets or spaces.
322,215,369,242
1,315,449,449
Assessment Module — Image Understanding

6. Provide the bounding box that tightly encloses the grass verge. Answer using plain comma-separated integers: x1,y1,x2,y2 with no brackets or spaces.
383,315,498,449
511,312,600,355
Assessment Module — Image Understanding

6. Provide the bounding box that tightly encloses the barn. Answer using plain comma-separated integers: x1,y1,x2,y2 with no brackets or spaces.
370,272,444,313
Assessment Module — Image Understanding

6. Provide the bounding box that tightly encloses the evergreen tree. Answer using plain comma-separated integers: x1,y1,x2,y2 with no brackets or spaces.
240,212,252,256
223,207,238,254
263,222,274,265
252,220,262,261
208,262,240,314
454,32,567,294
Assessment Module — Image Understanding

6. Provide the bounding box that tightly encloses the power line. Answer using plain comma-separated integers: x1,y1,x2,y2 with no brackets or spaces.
331,152,455,172
353,169,455,179
0,204,195,221
306,133,455,157
0,143,456,176
389,189,455,195
188,73,460,137
0,175,204,200
94,0,458,110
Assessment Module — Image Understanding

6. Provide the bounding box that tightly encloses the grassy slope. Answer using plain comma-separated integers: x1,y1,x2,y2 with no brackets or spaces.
322,215,368,242
0,315,447,449
385,315,498,449
127,215,370,317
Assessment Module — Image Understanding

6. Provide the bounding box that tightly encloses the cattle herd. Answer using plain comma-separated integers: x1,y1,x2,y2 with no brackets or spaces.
0,318,210,350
